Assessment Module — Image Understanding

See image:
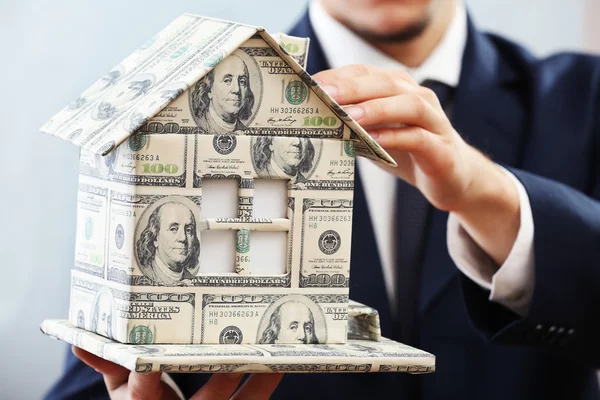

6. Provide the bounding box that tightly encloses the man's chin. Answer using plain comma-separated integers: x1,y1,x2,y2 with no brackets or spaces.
348,16,430,44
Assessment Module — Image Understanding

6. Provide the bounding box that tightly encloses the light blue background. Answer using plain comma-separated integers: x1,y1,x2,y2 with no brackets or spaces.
0,0,589,398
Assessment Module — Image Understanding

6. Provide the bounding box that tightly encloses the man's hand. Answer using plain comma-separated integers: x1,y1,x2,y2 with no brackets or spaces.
314,65,521,266
73,346,283,400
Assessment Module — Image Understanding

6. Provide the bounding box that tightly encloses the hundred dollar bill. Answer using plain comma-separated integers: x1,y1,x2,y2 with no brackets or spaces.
79,134,188,187
106,191,202,286
142,35,351,140
194,134,355,190
199,293,349,344
40,319,435,374
299,198,353,288
69,274,196,344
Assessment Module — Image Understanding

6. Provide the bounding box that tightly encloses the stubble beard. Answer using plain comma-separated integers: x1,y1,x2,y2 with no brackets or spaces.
347,15,431,44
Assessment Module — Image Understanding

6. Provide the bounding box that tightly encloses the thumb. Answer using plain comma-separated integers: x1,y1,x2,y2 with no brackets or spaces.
73,346,170,399
127,371,167,400
72,346,129,391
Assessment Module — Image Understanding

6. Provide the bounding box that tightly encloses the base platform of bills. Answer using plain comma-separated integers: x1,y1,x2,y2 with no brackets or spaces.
41,319,435,374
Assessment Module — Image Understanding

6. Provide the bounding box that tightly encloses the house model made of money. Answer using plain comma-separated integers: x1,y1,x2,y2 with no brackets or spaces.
40,14,396,346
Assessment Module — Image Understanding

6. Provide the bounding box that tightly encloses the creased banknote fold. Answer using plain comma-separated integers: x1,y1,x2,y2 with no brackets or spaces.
347,300,381,341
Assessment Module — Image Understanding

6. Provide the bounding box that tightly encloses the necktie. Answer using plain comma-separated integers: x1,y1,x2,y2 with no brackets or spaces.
394,80,454,344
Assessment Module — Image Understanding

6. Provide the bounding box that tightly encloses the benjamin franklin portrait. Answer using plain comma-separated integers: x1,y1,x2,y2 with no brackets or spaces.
190,52,259,134
135,199,201,285
90,288,115,340
258,296,326,344
252,137,316,184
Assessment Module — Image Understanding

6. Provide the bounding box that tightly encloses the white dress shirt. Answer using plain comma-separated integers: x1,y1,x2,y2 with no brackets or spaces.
309,0,535,316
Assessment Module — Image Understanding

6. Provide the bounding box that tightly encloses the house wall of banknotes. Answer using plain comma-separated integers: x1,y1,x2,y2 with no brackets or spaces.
41,15,393,345
72,131,354,345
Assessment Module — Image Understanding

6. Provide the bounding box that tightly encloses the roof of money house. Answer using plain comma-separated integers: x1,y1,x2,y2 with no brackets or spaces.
39,14,396,167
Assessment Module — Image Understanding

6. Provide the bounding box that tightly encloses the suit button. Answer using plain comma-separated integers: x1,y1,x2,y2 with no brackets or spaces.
545,326,558,344
558,328,575,347
553,327,566,344
535,324,544,336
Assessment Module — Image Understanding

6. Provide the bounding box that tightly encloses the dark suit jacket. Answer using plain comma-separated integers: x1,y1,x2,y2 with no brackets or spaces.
44,11,600,400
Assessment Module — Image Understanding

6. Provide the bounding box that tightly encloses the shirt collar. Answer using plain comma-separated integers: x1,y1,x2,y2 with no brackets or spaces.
308,0,467,87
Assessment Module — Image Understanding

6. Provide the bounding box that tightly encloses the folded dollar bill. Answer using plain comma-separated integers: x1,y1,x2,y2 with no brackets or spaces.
347,300,381,342
41,319,434,374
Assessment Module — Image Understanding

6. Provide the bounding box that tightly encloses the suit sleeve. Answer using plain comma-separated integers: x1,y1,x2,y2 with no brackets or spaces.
43,346,108,400
459,165,600,367
448,167,535,317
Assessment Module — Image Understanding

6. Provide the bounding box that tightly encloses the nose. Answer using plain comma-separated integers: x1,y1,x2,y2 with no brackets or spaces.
175,228,187,242
295,328,306,343
290,137,301,147
230,78,240,94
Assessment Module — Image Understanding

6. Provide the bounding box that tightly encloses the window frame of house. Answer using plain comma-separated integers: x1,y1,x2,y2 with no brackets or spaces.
199,176,291,275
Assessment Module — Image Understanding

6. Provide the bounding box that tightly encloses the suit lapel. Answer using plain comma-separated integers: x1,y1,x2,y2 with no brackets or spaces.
419,14,529,314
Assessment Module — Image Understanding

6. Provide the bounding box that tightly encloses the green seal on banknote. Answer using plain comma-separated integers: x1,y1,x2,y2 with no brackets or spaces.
344,141,356,158
128,135,147,152
129,325,154,344
285,80,308,105
236,229,250,253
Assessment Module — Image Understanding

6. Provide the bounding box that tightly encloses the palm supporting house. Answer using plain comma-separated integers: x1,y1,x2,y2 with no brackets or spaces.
40,14,396,345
